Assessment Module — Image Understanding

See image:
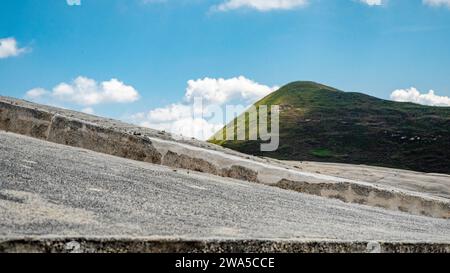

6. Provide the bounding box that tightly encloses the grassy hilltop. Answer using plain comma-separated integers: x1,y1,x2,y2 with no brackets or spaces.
209,81,450,174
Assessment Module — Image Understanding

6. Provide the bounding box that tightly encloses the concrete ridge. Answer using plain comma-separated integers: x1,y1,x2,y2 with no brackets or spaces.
1,237,450,253
1,96,449,219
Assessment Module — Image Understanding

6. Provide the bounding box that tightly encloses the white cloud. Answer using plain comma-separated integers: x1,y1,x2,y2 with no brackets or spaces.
130,76,278,140
140,115,224,141
185,76,278,104
141,0,167,4
81,107,95,115
25,88,49,99
0,38,29,59
144,103,194,123
213,0,308,12
360,0,384,6
66,0,81,6
423,0,450,8
142,0,450,11
390,87,450,107
130,101,225,140
25,76,140,113
129,102,223,140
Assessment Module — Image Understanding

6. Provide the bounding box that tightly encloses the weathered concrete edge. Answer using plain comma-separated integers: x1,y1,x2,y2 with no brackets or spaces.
1,237,450,253
276,179,450,219
1,98,449,219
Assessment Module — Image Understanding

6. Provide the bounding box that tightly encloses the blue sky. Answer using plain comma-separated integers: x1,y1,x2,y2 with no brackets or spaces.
1,0,450,139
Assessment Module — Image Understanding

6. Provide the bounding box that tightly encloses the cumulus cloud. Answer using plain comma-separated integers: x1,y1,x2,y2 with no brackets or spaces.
360,0,384,6
24,88,49,99
423,0,450,8
212,0,387,11
142,103,195,123
390,87,450,107
213,0,308,12
130,76,278,140
81,107,95,115
141,0,167,4
0,37,29,59
129,101,221,140
185,76,278,104
25,76,140,113
142,0,450,11
66,0,81,6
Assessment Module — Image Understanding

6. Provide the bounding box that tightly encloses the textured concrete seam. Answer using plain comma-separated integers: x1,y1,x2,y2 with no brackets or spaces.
1,237,450,253
276,179,450,219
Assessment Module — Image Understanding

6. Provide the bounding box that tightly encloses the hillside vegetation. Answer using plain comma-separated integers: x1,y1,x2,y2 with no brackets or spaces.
210,81,450,174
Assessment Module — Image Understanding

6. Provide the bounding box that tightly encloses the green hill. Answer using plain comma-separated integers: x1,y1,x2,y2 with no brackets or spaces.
209,81,450,174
